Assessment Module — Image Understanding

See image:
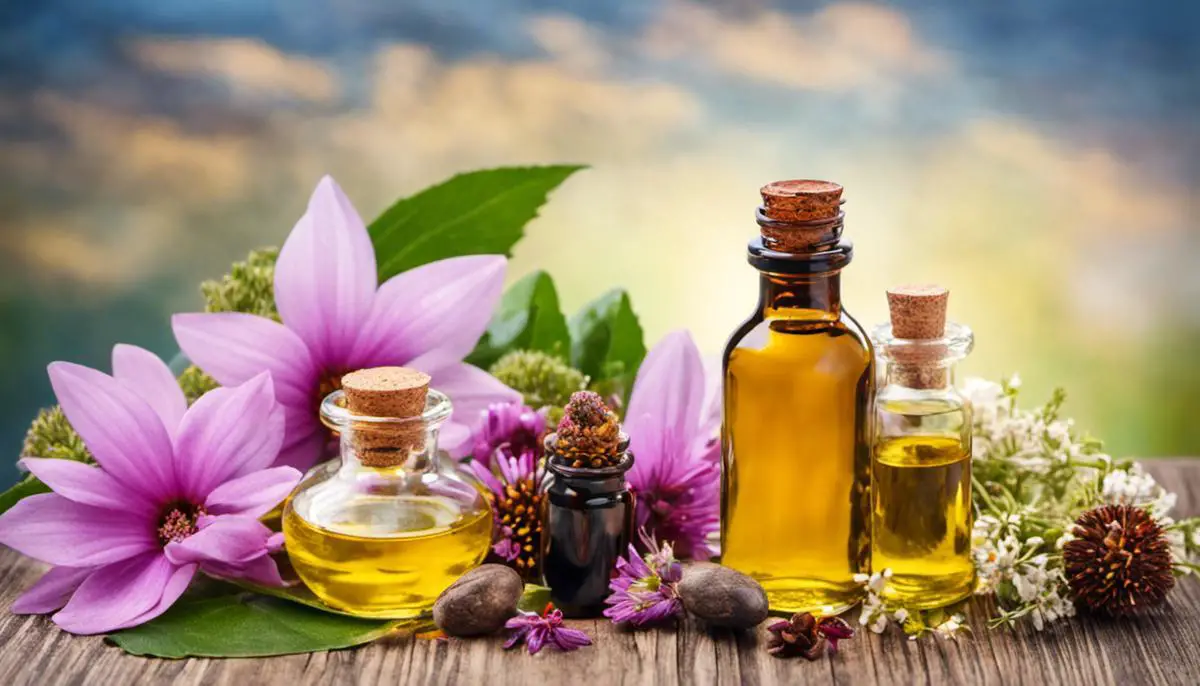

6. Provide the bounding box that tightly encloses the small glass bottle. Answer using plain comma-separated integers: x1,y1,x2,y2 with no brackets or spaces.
540,434,635,617
722,180,873,615
284,367,493,618
871,286,974,608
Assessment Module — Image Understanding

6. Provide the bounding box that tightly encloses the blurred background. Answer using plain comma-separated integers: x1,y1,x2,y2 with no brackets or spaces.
1,1,1198,487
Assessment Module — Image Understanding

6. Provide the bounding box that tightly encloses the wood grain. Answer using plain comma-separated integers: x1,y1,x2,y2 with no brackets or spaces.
2,460,1200,686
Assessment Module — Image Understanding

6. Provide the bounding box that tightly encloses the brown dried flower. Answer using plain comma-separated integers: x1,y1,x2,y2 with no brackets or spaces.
1063,504,1175,616
554,391,621,468
766,613,854,660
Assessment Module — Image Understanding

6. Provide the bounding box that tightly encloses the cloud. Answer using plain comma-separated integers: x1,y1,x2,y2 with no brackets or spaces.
642,1,950,93
130,37,340,103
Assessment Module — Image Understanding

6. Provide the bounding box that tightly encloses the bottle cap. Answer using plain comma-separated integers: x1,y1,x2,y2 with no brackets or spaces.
758,180,845,251
341,367,431,467
886,284,948,340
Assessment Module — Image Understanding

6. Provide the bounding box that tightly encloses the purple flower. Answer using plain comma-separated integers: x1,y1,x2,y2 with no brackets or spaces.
470,402,547,468
625,330,721,559
0,345,301,634
603,532,684,627
172,176,520,471
469,448,545,579
504,603,592,654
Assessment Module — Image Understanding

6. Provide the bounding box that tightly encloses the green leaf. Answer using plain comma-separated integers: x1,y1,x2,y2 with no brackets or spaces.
0,475,50,516
568,289,647,404
467,271,570,369
370,165,585,281
108,593,401,658
518,584,552,613
232,580,365,618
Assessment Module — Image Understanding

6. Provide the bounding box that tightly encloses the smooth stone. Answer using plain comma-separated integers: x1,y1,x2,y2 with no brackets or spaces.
677,564,769,629
433,564,524,637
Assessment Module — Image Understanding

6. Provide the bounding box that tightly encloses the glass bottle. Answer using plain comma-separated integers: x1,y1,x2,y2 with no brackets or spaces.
871,286,974,607
540,433,635,618
722,180,873,615
284,367,493,618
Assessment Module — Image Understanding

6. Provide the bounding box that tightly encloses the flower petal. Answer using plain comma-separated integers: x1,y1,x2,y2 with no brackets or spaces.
427,362,521,457
274,176,377,365
626,330,705,445
273,413,331,471
164,515,275,566
112,562,196,631
20,458,156,518
51,552,191,635
11,566,93,615
111,344,188,434
202,555,286,587
173,372,285,499
350,255,506,367
172,312,317,408
205,466,302,518
48,361,177,500
0,494,154,566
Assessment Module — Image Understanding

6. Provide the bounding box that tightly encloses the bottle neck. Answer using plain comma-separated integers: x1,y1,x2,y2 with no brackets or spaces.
758,271,843,319
883,359,956,391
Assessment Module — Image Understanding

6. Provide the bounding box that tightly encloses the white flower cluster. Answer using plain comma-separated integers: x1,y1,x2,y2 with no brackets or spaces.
970,513,1075,631
1100,463,1176,515
855,569,967,639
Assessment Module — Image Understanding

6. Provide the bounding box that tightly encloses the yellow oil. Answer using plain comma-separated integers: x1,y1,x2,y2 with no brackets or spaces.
871,434,973,608
283,494,492,618
722,317,873,614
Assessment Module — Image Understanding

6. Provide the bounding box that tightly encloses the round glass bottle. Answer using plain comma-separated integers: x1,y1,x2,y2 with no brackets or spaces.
722,180,873,615
283,370,492,619
871,290,975,608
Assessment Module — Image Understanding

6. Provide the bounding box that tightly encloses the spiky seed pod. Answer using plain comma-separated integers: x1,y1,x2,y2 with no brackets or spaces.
1063,504,1175,615
495,476,544,581
554,391,621,468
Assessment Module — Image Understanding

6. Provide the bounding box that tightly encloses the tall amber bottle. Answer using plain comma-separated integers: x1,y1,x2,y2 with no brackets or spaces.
721,180,873,615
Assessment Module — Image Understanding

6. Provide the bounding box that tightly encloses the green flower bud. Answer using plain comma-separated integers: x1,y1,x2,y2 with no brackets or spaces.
23,406,92,463
178,365,220,405
488,350,588,413
200,247,280,320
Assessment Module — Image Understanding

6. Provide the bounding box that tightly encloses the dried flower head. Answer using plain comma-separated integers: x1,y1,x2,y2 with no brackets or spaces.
1063,504,1175,615
766,613,854,660
504,603,591,655
554,391,622,468
469,449,545,580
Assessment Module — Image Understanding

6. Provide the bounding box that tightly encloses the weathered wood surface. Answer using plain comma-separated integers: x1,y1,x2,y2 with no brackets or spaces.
2,460,1199,686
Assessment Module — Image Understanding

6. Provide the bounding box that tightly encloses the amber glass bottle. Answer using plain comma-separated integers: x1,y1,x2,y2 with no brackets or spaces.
721,180,873,615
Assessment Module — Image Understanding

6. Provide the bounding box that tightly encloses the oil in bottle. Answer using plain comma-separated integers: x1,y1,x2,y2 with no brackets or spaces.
283,367,493,618
871,286,975,608
722,180,873,615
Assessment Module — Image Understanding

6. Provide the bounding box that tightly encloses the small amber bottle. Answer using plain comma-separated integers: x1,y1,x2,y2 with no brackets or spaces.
871,286,975,608
722,180,873,615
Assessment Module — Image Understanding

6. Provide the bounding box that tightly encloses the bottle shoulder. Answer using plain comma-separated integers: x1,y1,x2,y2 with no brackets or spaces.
724,310,873,361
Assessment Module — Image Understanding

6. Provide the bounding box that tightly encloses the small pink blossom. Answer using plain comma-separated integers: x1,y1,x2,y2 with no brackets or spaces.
504,603,591,655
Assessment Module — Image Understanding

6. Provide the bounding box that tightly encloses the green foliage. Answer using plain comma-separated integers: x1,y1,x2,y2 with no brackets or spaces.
568,289,646,409
178,365,220,404
468,270,570,370
370,165,584,281
107,591,400,658
200,247,280,320
489,350,588,414
0,476,50,516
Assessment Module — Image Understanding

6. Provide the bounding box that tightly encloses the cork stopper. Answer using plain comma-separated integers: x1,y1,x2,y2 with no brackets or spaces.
341,367,430,467
758,180,845,251
885,285,949,389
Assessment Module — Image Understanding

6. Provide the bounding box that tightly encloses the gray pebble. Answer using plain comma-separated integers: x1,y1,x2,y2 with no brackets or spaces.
433,564,524,637
678,564,769,629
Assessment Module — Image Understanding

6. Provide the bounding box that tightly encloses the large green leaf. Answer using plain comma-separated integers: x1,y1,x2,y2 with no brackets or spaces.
370,165,585,280
467,271,570,369
568,289,647,406
108,592,401,658
0,475,49,516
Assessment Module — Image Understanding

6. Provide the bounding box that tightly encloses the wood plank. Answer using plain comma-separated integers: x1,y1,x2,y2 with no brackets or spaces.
1,459,1198,685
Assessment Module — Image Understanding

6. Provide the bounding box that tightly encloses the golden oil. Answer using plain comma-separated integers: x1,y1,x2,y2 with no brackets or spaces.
871,433,973,607
871,285,975,608
284,494,492,618
721,180,873,615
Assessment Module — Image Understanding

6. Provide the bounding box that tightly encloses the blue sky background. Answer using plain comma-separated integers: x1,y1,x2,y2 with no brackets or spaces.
1,0,1198,484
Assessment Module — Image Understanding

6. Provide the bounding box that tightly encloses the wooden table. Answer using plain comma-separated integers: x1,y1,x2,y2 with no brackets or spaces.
2,460,1199,685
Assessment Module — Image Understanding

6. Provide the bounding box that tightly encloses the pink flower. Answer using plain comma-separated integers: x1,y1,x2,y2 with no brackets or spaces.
470,402,547,468
603,532,684,627
504,603,592,654
172,176,519,470
0,345,301,635
469,448,545,579
625,330,720,559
